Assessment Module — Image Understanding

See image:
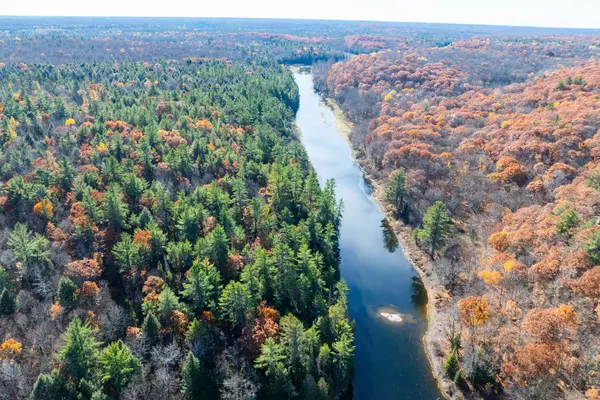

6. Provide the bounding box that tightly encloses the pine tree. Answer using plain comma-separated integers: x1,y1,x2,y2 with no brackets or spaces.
300,375,318,400
280,314,311,385
556,208,580,237
417,201,454,258
181,351,214,400
58,158,76,192
59,318,100,382
141,313,161,346
57,276,78,310
99,340,141,396
122,173,148,207
316,377,330,400
0,288,16,315
103,185,129,231
385,170,407,218
112,234,142,273
208,225,229,269
31,370,70,400
182,258,222,314
444,351,460,379
585,229,600,264
219,281,251,328
255,338,293,399
332,333,354,394
157,286,181,320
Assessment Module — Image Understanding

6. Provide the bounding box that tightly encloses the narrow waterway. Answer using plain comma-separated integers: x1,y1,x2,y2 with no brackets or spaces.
293,68,441,400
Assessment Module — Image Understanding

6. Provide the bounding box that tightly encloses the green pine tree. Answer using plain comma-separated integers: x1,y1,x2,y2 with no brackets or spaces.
99,340,141,396
585,228,600,264
59,318,100,382
103,185,129,231
444,351,460,379
417,201,454,258
141,313,161,346
180,351,214,400
385,170,407,218
0,288,16,315
58,276,78,310
556,208,580,237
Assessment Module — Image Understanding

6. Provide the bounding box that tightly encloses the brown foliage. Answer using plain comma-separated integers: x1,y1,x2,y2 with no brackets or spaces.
66,257,102,280
457,296,490,328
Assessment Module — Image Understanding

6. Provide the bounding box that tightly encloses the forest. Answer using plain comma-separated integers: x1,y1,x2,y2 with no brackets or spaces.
0,58,354,399
318,30,600,400
1,16,600,400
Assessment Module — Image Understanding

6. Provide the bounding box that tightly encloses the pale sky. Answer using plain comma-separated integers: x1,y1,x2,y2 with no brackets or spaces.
1,0,600,29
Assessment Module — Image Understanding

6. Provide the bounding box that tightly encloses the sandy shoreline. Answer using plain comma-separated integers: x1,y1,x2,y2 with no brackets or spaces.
323,97,455,399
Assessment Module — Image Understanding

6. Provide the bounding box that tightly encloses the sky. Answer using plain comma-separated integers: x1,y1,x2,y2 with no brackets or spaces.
1,0,600,29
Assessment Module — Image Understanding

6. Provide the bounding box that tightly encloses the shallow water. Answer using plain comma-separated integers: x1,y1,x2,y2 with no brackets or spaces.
293,69,442,400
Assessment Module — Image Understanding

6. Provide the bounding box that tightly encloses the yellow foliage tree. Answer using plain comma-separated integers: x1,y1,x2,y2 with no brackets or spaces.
4,117,19,143
33,198,54,219
478,270,503,286
0,338,22,360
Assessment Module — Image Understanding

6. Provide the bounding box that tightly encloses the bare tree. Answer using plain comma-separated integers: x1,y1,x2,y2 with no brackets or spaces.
221,372,258,400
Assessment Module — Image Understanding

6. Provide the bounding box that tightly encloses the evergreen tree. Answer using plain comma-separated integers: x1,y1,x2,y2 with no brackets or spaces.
122,173,148,207
585,228,600,264
180,351,214,400
31,370,72,400
444,351,460,379
182,258,222,314
300,375,318,400
208,225,229,269
280,314,310,385
176,207,203,243
112,234,142,273
332,334,354,394
99,340,141,397
255,338,294,399
141,313,161,346
316,377,330,400
219,281,251,328
58,276,78,310
0,288,16,315
417,201,453,258
157,286,181,320
385,170,407,218
58,158,76,192
556,208,580,237
59,318,100,382
255,247,278,303
8,223,52,273
103,185,129,231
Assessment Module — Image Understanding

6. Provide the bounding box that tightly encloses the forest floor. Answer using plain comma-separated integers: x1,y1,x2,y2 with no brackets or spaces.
324,97,458,400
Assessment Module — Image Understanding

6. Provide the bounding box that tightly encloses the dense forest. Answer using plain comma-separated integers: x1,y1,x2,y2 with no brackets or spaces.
1,16,600,400
319,33,600,399
0,59,354,399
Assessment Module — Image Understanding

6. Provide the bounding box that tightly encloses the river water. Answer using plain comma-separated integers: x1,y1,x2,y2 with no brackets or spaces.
293,68,441,400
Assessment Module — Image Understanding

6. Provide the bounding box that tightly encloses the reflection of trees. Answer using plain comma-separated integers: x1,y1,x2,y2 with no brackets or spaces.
380,219,398,253
410,276,428,317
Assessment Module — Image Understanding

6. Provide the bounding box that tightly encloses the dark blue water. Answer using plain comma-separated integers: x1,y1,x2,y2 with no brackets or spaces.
293,69,441,400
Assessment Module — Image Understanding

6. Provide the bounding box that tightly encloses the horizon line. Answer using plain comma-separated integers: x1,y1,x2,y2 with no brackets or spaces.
1,15,600,32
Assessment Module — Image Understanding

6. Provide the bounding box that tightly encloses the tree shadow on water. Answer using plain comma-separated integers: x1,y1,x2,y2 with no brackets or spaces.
380,218,399,253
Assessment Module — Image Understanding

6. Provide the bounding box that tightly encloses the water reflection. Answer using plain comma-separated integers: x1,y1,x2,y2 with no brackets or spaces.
411,276,429,318
381,218,399,253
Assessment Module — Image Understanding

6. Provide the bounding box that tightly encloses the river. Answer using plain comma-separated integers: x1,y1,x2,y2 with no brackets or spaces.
293,68,442,399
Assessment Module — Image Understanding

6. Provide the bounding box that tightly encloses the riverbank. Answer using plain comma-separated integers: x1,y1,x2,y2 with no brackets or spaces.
322,96,457,400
